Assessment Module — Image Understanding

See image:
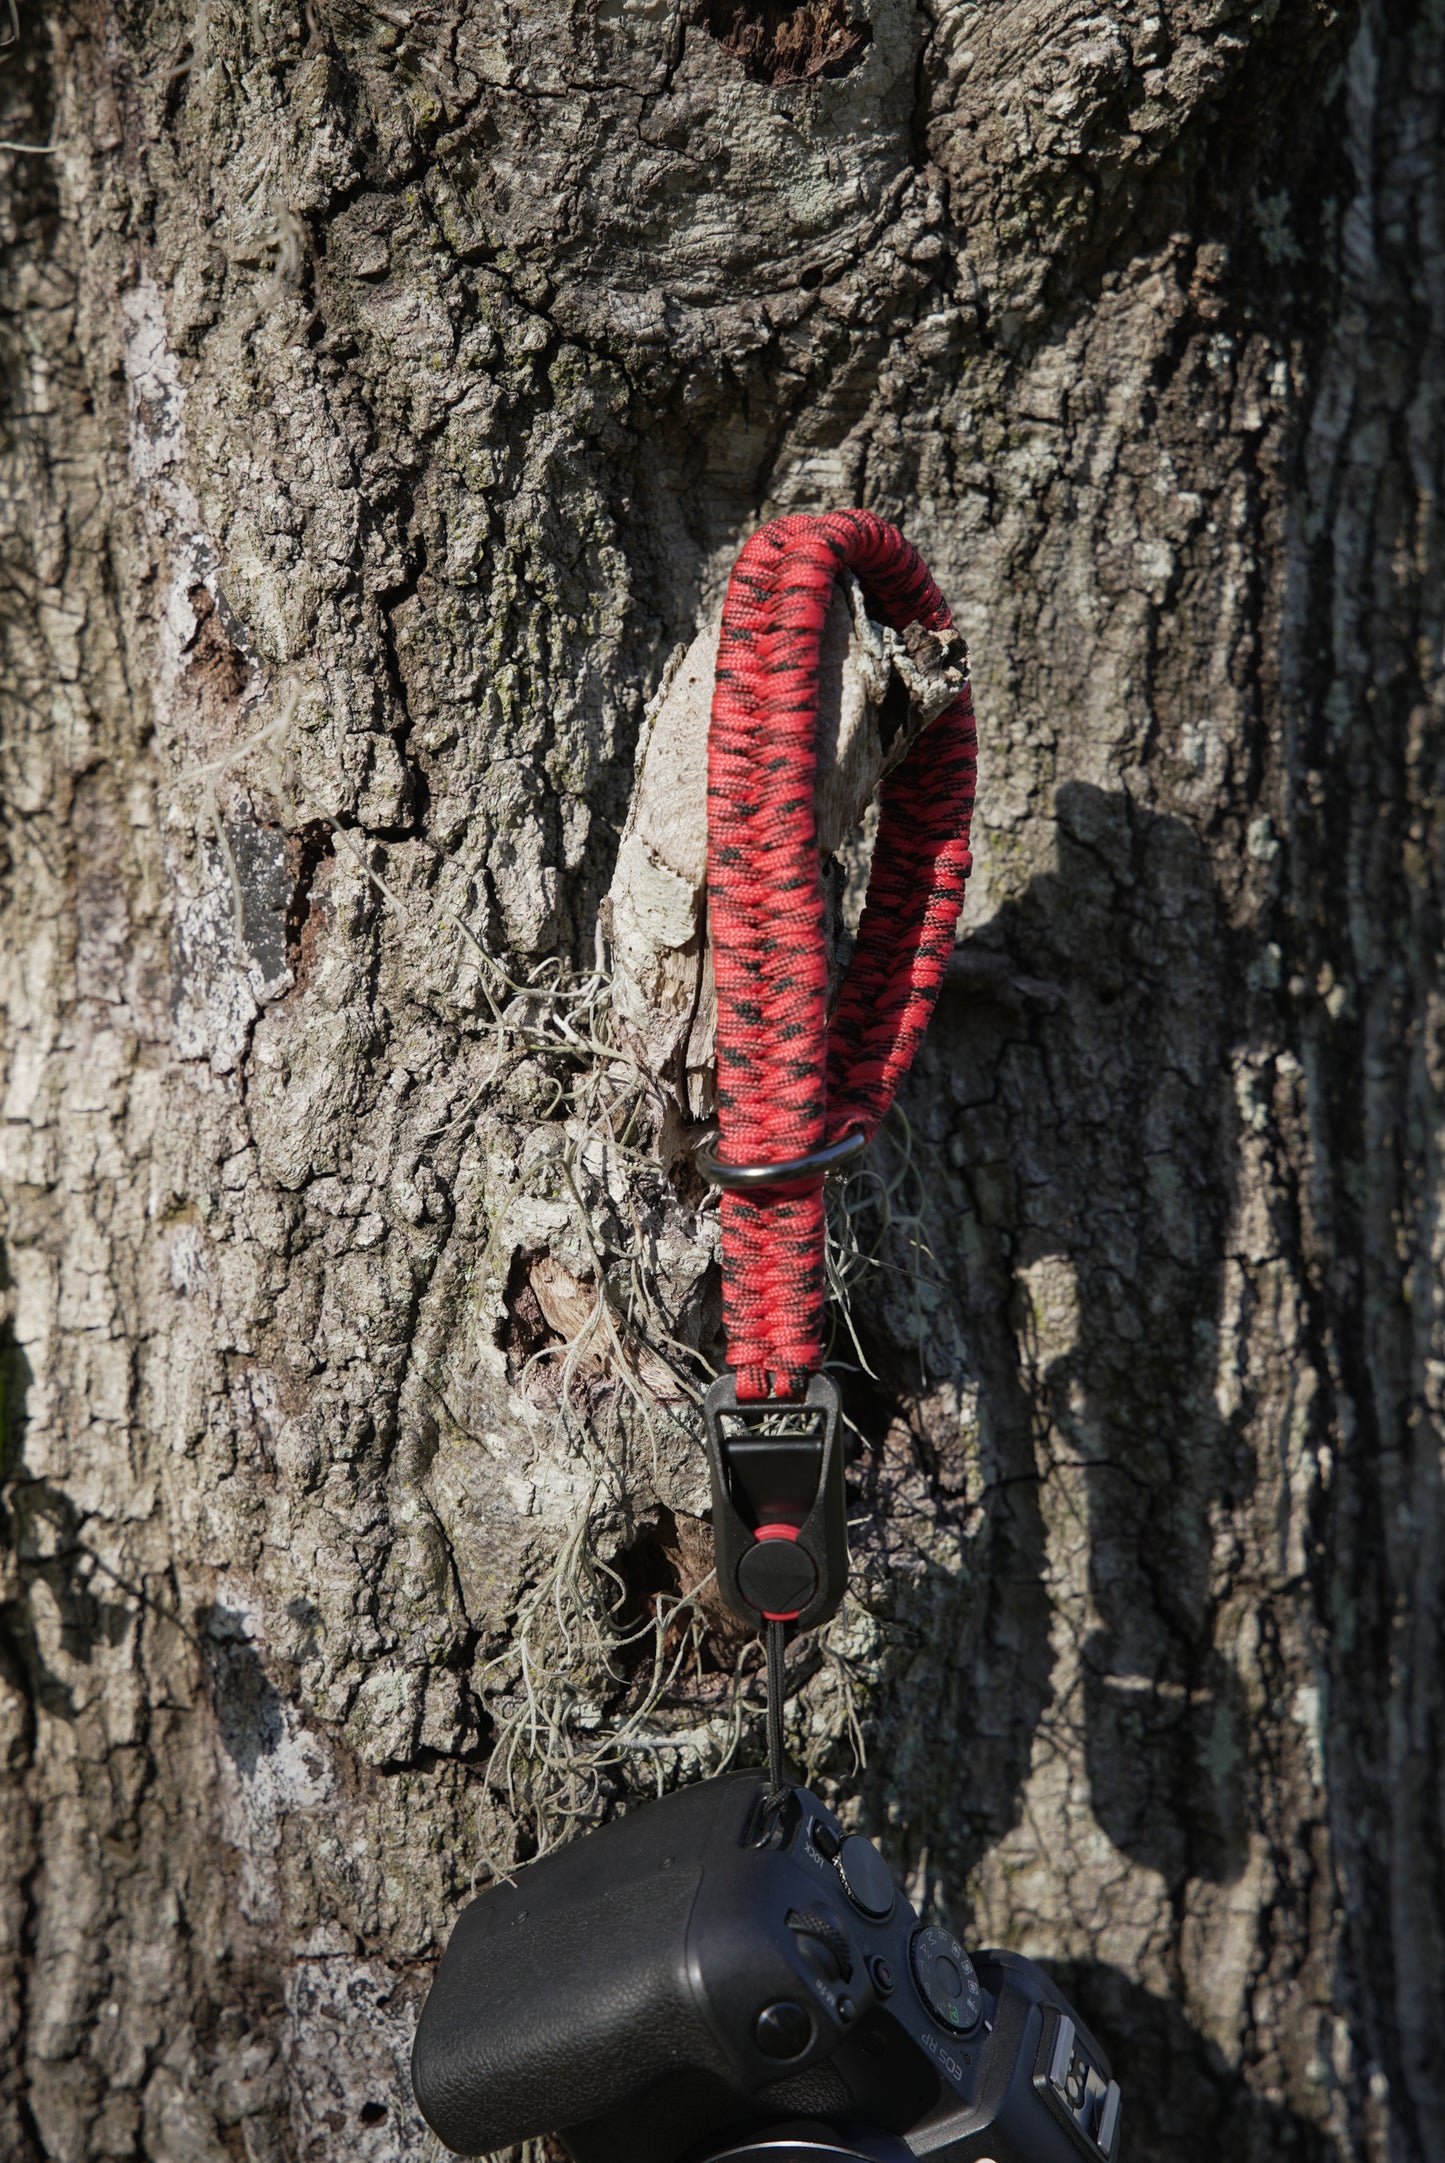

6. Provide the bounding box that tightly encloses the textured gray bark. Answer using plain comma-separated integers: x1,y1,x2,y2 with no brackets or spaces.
1,3,1441,2162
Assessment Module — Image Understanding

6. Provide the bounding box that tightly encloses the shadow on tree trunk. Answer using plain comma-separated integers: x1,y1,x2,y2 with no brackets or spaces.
826,780,1307,2150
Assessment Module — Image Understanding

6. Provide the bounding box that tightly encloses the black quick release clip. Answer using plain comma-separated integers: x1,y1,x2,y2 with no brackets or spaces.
702,1371,849,1635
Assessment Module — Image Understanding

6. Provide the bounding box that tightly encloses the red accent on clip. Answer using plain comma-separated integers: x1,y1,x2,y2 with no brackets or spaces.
756,1522,804,1621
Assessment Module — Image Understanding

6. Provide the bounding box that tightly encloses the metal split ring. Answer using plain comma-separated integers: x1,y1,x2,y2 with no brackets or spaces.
694,1129,867,1190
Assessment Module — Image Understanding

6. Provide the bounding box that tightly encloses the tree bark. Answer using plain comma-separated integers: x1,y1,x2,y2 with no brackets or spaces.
1,3,1440,2162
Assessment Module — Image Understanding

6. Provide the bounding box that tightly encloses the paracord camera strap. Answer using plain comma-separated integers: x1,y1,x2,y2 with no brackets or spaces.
696,509,978,1803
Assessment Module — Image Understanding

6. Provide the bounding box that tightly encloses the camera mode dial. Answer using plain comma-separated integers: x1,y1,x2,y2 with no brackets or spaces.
910,1926,982,2034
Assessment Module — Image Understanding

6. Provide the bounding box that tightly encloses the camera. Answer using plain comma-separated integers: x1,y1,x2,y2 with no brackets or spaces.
412,1771,1121,2163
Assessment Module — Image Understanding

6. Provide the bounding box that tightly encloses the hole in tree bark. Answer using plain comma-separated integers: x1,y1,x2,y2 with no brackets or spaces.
183,584,251,710
496,1247,564,1373
698,0,872,84
284,821,335,986
612,1506,756,1667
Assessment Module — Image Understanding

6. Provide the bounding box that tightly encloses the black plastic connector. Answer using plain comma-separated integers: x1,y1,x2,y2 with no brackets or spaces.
703,1372,848,1633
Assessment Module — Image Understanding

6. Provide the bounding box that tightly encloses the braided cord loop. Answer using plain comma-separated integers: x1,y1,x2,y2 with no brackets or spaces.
707,510,978,1402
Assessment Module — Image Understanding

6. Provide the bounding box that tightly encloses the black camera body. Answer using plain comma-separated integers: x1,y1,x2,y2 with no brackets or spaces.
413,1772,1120,2163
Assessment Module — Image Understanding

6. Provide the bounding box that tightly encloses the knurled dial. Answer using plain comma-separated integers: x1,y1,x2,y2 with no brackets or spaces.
910,1926,982,2034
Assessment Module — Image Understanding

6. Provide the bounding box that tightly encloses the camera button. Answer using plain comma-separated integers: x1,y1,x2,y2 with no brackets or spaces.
871,1956,896,1995
755,2001,813,2060
811,1820,841,1861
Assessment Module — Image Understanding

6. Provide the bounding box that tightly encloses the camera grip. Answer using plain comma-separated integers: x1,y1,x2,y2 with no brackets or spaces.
412,1778,750,2155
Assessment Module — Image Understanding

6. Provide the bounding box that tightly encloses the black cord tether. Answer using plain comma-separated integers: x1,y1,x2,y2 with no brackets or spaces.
765,1619,788,1811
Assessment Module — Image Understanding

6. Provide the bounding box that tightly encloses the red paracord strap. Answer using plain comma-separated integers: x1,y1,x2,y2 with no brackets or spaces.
707,510,978,1402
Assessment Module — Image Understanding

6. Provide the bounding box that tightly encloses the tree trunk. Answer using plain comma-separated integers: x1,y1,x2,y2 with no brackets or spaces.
1,2,1441,2161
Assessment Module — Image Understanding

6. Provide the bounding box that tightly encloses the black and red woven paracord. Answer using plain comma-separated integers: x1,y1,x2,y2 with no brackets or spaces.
706,510,978,1403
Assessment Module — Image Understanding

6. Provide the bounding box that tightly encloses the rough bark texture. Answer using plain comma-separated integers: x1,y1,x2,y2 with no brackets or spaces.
1,3,1441,2163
